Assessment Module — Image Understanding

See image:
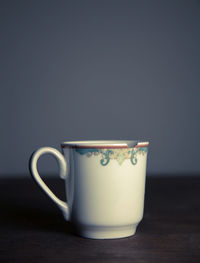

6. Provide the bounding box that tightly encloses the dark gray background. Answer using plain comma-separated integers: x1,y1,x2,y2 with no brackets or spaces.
1,0,200,176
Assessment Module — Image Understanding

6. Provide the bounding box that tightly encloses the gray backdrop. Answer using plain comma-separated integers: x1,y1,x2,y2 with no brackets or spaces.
1,0,200,176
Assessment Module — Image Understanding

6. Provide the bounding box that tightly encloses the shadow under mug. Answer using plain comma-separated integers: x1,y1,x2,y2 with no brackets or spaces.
29,140,149,239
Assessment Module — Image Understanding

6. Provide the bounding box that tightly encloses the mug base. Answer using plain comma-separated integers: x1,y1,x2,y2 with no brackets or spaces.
76,224,137,239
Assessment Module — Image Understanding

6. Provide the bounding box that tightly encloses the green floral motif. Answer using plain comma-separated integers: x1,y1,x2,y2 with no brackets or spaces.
100,150,114,166
116,151,126,165
129,149,138,165
76,147,148,166
128,147,148,165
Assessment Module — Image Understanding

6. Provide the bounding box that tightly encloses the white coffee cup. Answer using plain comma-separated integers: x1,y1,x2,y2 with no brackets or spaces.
29,140,149,239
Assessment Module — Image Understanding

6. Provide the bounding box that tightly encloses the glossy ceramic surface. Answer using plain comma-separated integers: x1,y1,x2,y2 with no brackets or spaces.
29,140,149,239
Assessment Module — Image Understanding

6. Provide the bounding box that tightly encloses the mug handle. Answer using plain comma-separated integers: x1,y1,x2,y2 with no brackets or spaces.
29,147,69,221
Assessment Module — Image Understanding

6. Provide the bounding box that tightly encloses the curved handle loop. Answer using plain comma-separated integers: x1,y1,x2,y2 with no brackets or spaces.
29,147,69,221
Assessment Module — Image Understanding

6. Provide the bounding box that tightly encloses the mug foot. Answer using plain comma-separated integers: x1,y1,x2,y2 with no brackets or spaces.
76,224,137,239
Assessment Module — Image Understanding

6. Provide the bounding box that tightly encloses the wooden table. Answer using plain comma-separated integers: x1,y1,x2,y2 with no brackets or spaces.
0,176,200,262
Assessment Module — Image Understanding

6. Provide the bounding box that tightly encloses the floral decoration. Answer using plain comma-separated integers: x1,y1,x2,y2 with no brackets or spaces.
76,147,148,166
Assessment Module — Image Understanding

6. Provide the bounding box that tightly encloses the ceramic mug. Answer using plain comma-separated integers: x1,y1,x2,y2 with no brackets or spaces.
29,140,149,239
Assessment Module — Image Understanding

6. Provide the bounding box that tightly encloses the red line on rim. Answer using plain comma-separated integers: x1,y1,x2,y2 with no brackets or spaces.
61,144,149,149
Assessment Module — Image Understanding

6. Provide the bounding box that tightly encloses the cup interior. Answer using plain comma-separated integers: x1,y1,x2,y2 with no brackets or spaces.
61,140,149,148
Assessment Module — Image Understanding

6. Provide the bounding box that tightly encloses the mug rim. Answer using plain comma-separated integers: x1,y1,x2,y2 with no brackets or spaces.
61,140,149,149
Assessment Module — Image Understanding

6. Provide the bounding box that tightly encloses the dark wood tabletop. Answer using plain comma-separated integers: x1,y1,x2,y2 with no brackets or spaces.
0,175,200,263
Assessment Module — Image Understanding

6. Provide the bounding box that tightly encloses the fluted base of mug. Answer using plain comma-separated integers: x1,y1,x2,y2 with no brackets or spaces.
75,224,138,239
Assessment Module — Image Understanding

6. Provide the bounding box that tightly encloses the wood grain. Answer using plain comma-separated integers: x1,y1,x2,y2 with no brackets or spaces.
0,176,200,263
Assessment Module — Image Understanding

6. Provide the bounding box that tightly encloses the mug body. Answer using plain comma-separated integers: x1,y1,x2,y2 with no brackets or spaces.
61,140,149,239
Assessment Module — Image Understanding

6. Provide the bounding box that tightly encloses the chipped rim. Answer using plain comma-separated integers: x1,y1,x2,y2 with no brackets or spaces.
61,140,149,149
